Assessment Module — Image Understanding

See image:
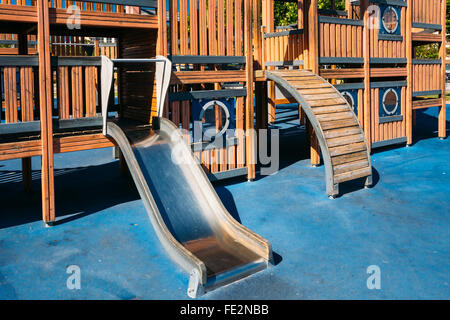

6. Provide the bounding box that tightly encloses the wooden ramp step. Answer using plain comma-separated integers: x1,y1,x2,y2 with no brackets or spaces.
265,69,372,197
334,167,372,184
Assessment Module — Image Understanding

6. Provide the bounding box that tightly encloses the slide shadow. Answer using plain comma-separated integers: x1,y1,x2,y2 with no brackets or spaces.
0,161,140,229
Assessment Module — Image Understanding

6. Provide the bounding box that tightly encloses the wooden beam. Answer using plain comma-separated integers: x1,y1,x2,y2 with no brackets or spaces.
37,0,55,224
361,0,371,152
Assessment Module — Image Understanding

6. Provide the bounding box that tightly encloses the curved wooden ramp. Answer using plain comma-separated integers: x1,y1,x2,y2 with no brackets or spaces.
266,69,372,198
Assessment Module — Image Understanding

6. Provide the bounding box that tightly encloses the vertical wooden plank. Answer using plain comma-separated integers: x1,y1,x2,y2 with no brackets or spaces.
157,0,168,56
57,67,70,119
171,101,180,127
335,24,341,57
351,25,356,57
236,96,245,168
180,0,188,54
217,0,225,55
71,66,83,118
362,0,371,151
169,0,179,55
37,0,55,224
253,0,262,66
244,0,255,179
227,0,234,56
4,67,18,123
85,66,96,117
181,100,191,143
329,23,335,57
235,0,243,55
209,0,217,55
20,67,34,122
190,0,198,55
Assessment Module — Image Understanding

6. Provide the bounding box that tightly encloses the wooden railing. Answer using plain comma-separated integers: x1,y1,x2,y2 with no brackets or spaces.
319,16,363,60
412,60,442,94
412,0,442,25
169,0,244,57
1,62,36,124
0,0,157,13
263,26,304,68
0,56,104,132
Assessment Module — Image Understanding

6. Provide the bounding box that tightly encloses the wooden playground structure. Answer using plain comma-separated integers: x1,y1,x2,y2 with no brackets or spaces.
0,0,447,224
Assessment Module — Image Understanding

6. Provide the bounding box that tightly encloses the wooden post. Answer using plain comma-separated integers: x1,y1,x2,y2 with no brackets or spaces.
406,0,413,145
297,1,304,121
306,0,321,166
253,0,265,131
267,0,276,124
245,0,255,180
37,0,55,224
439,0,447,139
361,0,371,152
297,1,304,29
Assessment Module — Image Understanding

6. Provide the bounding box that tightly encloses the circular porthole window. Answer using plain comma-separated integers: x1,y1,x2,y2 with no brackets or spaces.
341,91,355,109
382,88,399,115
382,6,399,34
199,100,230,141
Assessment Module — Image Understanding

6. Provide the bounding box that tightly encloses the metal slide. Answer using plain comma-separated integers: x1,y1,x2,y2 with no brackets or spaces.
101,57,273,298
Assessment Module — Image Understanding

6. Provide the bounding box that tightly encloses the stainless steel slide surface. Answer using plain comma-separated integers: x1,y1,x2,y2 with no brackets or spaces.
106,118,273,298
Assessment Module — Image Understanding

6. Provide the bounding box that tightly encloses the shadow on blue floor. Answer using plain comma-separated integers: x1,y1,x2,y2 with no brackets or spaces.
0,105,449,299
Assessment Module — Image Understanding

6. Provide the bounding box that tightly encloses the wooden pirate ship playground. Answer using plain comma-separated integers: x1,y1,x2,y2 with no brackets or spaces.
0,0,447,297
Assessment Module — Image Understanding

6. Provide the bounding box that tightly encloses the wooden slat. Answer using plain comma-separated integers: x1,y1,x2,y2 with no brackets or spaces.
331,151,367,166
312,104,349,114
309,98,346,107
171,70,246,84
327,133,364,148
334,166,372,183
333,158,369,175
315,111,354,122
20,67,34,122
4,67,18,123
329,141,366,157
323,126,361,139
57,66,69,120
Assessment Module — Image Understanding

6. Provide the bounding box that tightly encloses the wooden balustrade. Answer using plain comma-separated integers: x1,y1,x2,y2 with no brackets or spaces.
412,0,441,25
319,18,363,59
412,61,442,93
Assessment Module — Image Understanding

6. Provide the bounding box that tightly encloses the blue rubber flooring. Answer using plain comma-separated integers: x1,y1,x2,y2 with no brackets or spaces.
0,105,448,300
